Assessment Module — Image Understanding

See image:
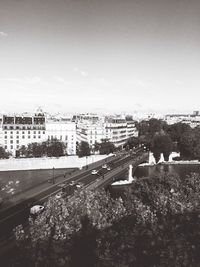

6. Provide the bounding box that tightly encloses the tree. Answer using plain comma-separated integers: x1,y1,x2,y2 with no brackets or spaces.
14,189,126,266
0,146,10,159
151,132,173,162
18,139,66,158
124,137,139,150
46,138,66,157
99,141,115,155
77,141,91,157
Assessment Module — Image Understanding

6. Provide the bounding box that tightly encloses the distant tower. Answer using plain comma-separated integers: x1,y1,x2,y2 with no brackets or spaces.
35,107,44,117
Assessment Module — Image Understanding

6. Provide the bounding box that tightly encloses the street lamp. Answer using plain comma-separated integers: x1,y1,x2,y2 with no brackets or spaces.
52,167,55,184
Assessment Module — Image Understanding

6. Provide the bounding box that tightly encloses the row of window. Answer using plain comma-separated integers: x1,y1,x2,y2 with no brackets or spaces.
4,131,45,135
48,135,74,141
3,126,45,130
5,135,41,140
5,145,19,150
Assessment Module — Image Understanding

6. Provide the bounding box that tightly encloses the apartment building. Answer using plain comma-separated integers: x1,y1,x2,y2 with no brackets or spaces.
76,121,105,147
0,110,77,156
165,111,200,128
76,114,138,148
46,120,76,155
0,111,46,156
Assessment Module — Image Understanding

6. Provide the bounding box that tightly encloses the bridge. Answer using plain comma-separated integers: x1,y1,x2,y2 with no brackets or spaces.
88,152,149,189
0,150,149,259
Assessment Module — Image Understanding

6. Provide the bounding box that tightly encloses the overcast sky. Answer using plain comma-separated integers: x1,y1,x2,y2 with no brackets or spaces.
0,0,200,114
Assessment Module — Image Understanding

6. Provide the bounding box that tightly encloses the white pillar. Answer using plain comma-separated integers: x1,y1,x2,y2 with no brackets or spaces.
128,164,133,181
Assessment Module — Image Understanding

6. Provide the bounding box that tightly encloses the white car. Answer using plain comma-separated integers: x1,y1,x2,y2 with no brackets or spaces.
91,170,98,175
76,182,83,188
102,164,108,169
30,205,44,215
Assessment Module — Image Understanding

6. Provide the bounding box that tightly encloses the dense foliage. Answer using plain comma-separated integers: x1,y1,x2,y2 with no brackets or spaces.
14,189,126,266
13,172,200,267
136,119,200,161
95,140,116,155
18,138,66,158
76,141,91,157
0,146,11,159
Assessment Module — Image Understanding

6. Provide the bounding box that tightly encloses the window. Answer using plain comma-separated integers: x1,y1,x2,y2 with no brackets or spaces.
16,131,19,134
10,131,13,134
34,135,36,138
34,131,36,134
65,136,68,140
16,136,19,139
43,131,45,134
5,145,7,149
10,140,13,144
38,135,41,139
28,135,30,139
5,135,7,139
16,140,19,144
10,126,13,130
4,131,7,134
10,135,13,139
38,131,40,134
60,136,62,140
22,131,25,134
10,145,13,149
16,145,19,149
22,135,25,139
5,140,7,144
28,131,30,134
16,126,19,130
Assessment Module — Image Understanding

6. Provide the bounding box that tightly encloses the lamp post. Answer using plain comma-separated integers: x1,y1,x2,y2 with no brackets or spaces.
52,167,55,184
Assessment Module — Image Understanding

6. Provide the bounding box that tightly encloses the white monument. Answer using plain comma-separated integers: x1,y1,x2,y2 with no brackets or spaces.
112,164,135,186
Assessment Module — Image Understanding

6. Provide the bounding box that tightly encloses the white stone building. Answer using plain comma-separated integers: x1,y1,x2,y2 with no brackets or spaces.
76,114,138,148
46,120,76,155
0,111,76,157
0,111,46,156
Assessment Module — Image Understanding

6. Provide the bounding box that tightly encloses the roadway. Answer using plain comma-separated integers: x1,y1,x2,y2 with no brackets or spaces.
0,148,147,258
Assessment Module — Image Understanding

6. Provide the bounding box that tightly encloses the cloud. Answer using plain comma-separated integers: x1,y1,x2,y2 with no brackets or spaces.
80,71,88,77
53,75,66,83
99,77,112,87
0,76,41,84
0,31,8,37
73,67,88,78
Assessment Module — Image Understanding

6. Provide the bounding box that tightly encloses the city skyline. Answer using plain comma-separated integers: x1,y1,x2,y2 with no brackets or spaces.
0,0,200,114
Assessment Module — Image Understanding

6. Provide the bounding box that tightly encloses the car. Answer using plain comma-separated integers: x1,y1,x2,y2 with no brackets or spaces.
107,166,111,171
91,170,98,175
76,182,83,188
102,164,108,169
30,205,44,215
69,181,75,186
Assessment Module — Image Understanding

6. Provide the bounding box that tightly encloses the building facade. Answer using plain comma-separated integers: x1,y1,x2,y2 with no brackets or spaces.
76,114,138,148
46,120,76,155
0,111,77,156
0,111,46,156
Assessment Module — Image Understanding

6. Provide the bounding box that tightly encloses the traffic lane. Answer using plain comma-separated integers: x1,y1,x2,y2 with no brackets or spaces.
0,153,136,221
0,153,139,235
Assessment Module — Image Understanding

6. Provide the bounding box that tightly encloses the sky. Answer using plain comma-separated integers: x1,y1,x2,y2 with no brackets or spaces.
0,0,200,114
